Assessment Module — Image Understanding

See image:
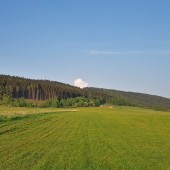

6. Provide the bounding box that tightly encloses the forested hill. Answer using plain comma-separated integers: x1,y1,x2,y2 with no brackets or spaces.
0,75,84,100
0,74,170,110
86,87,170,110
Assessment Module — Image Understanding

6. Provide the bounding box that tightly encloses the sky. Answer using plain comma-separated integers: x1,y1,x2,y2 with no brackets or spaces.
0,0,170,98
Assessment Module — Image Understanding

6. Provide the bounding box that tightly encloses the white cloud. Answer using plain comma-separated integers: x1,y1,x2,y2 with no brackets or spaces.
74,78,88,89
89,50,143,55
89,50,170,56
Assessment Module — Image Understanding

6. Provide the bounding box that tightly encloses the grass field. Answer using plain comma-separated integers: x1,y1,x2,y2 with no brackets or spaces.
0,106,170,170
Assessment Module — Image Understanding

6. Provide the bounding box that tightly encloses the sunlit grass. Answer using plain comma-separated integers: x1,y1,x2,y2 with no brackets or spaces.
0,106,170,170
0,106,77,116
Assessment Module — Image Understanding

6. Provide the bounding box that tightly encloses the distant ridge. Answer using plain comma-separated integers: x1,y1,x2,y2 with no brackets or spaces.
0,74,170,110
86,87,170,110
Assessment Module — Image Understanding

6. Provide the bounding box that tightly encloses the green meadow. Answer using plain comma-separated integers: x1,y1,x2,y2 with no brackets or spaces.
0,106,170,170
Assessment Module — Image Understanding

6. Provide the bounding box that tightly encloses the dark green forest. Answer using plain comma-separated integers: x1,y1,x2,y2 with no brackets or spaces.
0,75,170,110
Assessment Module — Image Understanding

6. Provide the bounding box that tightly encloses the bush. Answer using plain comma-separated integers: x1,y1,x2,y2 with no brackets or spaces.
152,105,168,112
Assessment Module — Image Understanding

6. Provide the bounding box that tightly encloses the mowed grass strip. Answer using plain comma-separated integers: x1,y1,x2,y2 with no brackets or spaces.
0,107,170,170
0,106,77,116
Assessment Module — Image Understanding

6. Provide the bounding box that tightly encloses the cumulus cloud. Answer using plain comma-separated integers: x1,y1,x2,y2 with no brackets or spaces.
74,78,88,89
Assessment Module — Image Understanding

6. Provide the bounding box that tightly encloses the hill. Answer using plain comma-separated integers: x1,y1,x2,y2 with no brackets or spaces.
0,74,170,110
86,87,170,110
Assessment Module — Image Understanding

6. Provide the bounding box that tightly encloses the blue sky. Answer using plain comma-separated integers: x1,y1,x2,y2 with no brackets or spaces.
0,0,170,98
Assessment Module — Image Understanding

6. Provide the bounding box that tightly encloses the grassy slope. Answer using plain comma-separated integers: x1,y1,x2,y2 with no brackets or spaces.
0,107,170,170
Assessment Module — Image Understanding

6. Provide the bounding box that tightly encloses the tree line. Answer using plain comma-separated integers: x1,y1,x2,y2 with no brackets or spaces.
0,75,84,100
0,74,170,110
1,95,102,108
